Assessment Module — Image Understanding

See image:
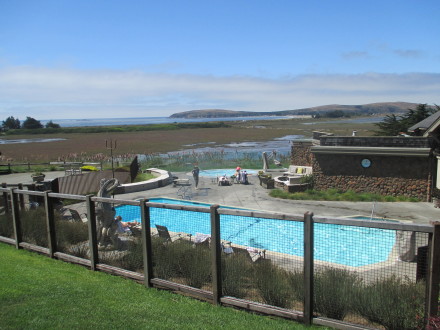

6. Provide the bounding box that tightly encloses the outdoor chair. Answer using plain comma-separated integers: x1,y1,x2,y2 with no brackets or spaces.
155,224,191,243
67,209,88,223
217,175,231,186
231,246,266,263
193,233,211,247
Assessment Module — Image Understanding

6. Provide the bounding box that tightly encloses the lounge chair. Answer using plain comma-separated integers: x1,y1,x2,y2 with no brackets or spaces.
226,244,266,262
67,209,88,222
155,224,191,243
193,233,211,247
217,175,231,186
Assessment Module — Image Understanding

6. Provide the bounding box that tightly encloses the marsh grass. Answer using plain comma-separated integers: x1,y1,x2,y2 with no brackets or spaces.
140,150,290,172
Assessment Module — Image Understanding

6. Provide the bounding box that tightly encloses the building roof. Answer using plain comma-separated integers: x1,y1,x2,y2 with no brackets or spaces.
408,111,440,136
311,146,431,157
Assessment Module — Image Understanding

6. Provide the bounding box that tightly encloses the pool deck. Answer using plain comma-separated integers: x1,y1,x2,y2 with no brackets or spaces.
2,170,438,224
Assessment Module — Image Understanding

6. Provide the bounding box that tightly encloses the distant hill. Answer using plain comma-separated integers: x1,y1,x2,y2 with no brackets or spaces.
169,102,419,119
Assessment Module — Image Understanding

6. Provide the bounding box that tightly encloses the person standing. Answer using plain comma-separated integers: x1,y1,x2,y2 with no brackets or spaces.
192,165,200,189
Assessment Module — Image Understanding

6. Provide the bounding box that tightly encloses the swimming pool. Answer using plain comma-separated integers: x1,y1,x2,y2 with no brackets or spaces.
115,198,396,267
197,169,258,178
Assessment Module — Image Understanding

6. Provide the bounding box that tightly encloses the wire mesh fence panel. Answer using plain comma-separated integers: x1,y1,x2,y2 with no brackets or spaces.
95,201,144,273
220,213,305,311
53,198,90,258
313,221,428,329
19,206,48,248
0,212,14,239
149,205,212,290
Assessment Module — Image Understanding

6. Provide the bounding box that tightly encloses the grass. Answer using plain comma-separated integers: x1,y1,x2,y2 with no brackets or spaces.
0,243,322,330
134,172,155,182
269,188,420,202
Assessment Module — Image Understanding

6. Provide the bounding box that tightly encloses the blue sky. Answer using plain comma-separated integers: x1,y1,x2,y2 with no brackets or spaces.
0,1,439,120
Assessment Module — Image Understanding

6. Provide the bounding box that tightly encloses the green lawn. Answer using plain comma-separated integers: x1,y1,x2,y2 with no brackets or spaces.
0,243,323,329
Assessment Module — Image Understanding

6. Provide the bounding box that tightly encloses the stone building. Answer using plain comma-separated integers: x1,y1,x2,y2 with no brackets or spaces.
290,125,440,201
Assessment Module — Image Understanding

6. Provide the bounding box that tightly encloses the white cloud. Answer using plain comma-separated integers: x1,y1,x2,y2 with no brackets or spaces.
0,66,438,119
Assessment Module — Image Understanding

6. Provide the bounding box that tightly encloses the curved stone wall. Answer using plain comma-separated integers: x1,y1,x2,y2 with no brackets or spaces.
118,168,173,193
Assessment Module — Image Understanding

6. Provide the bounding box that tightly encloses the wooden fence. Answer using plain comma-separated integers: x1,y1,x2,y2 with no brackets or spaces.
0,187,439,329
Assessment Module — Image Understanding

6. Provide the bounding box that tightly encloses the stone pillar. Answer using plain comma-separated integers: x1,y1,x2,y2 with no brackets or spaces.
290,140,316,166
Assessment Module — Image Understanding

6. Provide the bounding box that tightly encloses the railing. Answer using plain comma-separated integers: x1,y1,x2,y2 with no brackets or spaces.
0,187,439,329
0,161,104,173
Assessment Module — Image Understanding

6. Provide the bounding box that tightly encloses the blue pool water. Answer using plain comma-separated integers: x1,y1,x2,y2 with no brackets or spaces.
115,198,396,267
198,169,258,178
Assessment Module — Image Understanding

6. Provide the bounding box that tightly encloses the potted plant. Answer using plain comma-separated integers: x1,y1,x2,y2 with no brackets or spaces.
31,171,45,182
258,172,274,189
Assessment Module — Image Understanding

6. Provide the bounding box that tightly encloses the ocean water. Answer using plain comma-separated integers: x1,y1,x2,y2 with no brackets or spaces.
40,115,383,128
41,115,290,128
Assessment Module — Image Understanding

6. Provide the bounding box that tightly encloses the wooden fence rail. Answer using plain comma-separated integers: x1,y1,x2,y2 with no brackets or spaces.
0,187,438,329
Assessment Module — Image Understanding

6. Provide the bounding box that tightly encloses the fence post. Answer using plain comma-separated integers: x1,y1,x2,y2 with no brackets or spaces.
17,183,25,210
210,204,222,305
140,199,153,288
44,191,57,258
10,189,22,249
426,221,440,323
2,183,9,213
86,195,98,270
303,212,314,326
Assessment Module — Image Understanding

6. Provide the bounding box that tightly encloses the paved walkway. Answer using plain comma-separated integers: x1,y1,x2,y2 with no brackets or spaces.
1,171,439,224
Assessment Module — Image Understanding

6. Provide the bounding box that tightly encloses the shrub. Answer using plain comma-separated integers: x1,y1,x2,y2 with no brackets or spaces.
286,270,305,303
66,242,90,259
313,267,361,320
81,165,98,171
222,253,252,298
354,275,425,330
20,208,48,247
114,166,130,172
116,239,144,273
253,261,292,308
174,242,211,288
152,239,211,289
300,174,314,187
55,219,89,250
0,213,14,239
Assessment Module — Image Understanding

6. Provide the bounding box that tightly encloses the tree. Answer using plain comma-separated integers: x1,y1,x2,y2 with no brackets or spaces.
2,116,21,130
374,104,438,136
22,116,43,129
45,120,60,129
374,114,406,136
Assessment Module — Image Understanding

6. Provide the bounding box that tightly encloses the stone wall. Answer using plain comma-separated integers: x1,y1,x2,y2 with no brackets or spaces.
312,154,432,200
290,141,315,166
320,136,432,148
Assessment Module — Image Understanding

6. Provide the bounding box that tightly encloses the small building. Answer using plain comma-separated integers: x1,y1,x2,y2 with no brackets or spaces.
290,125,439,201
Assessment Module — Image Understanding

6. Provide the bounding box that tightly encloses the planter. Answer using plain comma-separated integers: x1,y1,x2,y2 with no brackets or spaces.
258,175,274,189
31,174,45,182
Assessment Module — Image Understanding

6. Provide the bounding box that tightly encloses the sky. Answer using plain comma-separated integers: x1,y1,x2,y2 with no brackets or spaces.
0,1,439,120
